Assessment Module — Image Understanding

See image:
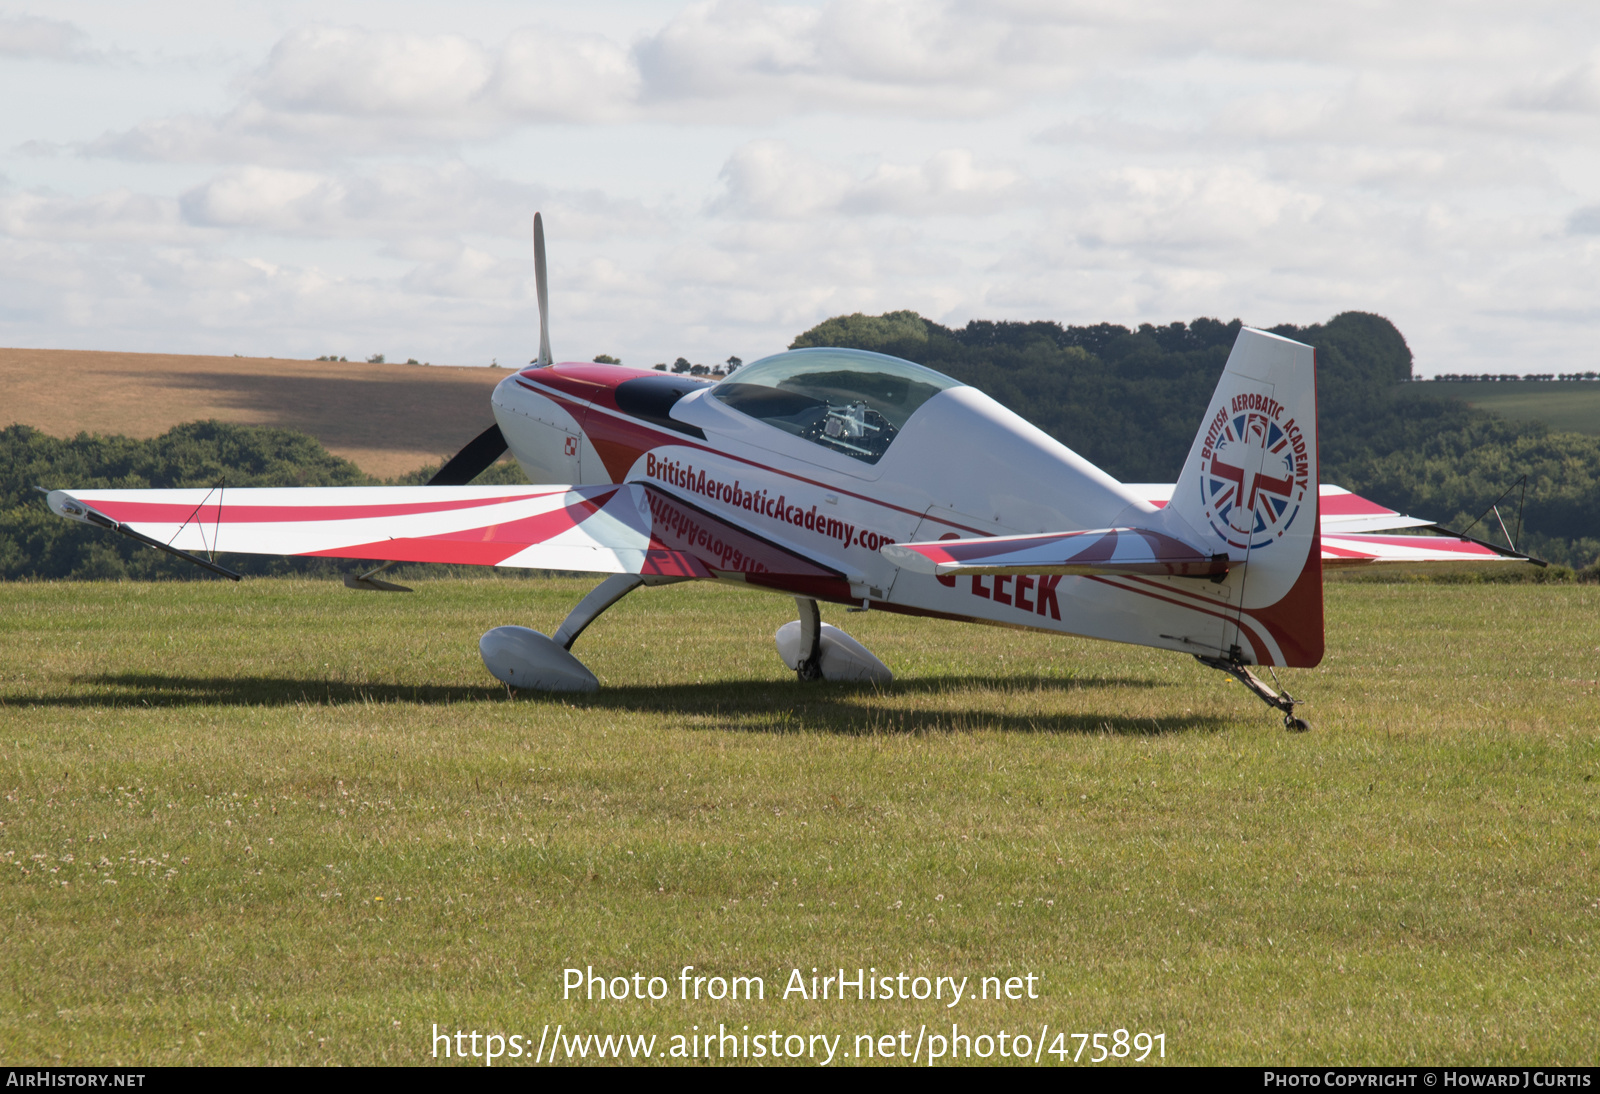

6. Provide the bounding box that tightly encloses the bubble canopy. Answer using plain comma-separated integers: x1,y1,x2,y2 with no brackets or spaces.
710,348,962,464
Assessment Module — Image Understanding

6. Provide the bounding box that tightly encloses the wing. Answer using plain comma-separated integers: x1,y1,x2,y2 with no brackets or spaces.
1319,531,1522,568
1313,486,1436,534
882,526,1229,578
1124,482,1536,566
46,483,837,580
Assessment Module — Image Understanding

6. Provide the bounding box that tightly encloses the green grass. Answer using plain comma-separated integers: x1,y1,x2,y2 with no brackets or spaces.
1407,381,1600,436
0,577,1596,1066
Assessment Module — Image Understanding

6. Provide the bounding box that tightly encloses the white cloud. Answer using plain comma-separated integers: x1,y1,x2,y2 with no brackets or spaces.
57,2,1600,161
84,3,1093,163
712,142,1027,218
491,26,641,120
9,0,1600,377
0,187,184,243
0,14,92,60
1569,206,1600,235
175,163,660,242
87,22,638,163
399,244,526,300
845,149,1027,215
1076,166,1323,252
710,141,852,218
0,231,526,360
178,167,328,230
635,0,1063,115
252,27,494,119
1508,57,1600,115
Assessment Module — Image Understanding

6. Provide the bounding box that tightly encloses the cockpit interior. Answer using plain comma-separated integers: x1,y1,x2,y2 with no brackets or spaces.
710,348,961,464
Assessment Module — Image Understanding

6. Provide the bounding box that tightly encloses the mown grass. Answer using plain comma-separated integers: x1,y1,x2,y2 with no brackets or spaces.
0,577,1596,1066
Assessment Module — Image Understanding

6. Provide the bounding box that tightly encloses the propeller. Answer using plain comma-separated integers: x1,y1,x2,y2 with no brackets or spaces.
427,211,554,486
533,211,551,368
426,422,508,486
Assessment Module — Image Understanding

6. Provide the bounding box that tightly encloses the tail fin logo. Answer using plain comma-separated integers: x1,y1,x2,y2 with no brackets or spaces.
1199,394,1311,551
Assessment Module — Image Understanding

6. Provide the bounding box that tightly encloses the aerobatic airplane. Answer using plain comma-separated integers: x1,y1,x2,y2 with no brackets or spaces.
44,215,1535,730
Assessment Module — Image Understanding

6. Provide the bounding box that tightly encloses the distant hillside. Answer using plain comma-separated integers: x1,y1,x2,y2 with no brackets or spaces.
792,310,1600,568
1402,381,1600,437
0,348,506,479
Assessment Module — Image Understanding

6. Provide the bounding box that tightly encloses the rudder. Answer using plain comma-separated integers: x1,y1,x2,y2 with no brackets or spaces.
1162,328,1323,666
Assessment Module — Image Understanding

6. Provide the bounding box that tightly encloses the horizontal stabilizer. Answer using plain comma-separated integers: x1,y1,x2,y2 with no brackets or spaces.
882,526,1227,578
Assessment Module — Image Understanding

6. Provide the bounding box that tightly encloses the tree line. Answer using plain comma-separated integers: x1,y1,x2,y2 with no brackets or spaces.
791,310,1600,568
5,309,1597,578
1421,373,1600,382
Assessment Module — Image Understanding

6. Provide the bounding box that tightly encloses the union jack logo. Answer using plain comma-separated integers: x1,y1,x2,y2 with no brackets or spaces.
1201,410,1304,551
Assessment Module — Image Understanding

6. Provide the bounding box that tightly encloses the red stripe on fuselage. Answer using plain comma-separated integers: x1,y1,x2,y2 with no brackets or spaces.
513,371,995,537
1092,574,1273,663
639,485,840,579
517,362,661,412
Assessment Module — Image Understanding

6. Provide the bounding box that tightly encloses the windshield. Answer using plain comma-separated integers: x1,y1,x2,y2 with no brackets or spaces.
711,348,960,464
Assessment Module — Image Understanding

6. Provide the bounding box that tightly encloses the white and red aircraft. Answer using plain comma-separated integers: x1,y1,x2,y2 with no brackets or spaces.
45,216,1534,730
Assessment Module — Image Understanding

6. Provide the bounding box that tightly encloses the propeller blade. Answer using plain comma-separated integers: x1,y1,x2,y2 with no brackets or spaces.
426,423,509,486
533,212,551,367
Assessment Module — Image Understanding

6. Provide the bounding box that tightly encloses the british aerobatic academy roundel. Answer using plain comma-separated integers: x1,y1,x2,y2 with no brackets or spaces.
1200,409,1306,551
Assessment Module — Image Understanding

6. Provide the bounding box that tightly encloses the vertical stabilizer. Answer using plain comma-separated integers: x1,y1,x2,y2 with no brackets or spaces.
1164,328,1323,666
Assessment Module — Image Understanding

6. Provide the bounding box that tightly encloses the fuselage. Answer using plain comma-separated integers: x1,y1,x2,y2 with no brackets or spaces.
491,351,1257,655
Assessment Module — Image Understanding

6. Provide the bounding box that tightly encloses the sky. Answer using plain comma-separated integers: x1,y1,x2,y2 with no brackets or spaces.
2,1,1598,376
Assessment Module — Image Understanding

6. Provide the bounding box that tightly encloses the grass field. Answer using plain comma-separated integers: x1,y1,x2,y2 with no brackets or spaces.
0,577,1596,1066
1407,381,1600,437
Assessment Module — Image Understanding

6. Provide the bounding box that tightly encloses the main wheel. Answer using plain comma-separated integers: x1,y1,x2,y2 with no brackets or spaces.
1285,716,1311,733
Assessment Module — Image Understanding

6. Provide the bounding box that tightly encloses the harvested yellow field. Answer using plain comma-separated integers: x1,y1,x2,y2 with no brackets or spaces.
0,348,511,478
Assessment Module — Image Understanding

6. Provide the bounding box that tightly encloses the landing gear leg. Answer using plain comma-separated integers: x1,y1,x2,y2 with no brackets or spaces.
1195,654,1311,732
794,596,823,681
344,560,413,592
480,574,684,693
553,574,646,650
